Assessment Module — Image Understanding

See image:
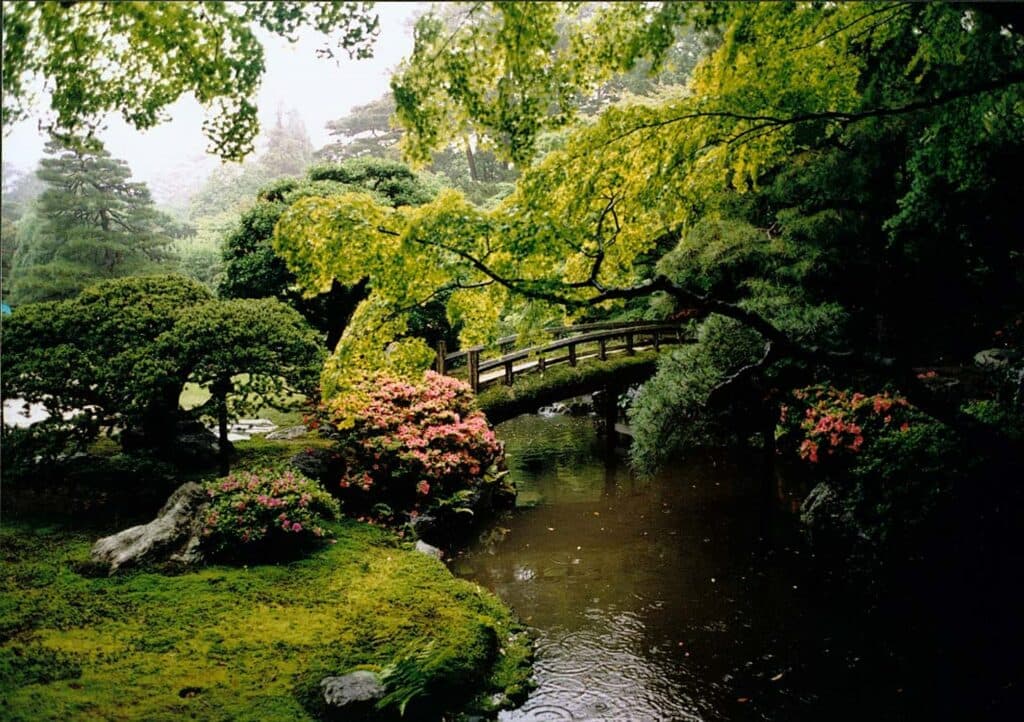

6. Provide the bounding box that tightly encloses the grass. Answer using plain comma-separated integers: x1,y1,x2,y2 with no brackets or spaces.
0,519,533,721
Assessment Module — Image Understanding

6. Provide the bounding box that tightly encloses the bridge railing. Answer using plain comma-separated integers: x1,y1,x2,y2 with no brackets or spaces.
435,320,693,392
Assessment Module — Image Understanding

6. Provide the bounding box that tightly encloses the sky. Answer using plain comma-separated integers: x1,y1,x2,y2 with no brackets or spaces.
1,2,422,200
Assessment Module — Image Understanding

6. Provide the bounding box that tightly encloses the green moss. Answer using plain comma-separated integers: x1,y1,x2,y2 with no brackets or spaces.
0,520,532,720
476,352,659,423
231,435,334,469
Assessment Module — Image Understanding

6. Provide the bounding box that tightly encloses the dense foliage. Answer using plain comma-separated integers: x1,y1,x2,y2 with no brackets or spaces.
323,372,504,521
164,297,324,470
777,384,964,548
219,157,439,349
201,468,340,557
2,275,213,451
274,3,1022,472
1,276,322,464
2,1,379,159
9,138,181,304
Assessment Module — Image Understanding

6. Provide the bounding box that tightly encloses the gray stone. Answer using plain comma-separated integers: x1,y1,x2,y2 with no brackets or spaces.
800,482,842,531
175,429,222,467
288,449,332,482
90,482,209,574
236,418,277,430
320,670,386,708
265,425,309,440
974,347,1018,368
414,540,444,560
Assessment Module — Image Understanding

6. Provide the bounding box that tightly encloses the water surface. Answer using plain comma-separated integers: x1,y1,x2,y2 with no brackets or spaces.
453,415,914,721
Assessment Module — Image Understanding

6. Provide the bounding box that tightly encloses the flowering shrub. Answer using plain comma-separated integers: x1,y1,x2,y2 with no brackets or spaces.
779,385,919,472
781,384,973,549
321,371,504,518
201,468,340,556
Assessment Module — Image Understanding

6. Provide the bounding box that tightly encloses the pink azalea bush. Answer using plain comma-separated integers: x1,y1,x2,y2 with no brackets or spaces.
201,467,340,556
323,371,504,518
779,384,919,471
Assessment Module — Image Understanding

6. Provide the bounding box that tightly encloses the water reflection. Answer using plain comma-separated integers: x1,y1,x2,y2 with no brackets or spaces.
453,415,894,721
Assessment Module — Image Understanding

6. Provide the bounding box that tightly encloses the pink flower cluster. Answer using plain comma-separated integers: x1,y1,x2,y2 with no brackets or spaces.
784,385,915,466
329,371,503,515
201,467,340,555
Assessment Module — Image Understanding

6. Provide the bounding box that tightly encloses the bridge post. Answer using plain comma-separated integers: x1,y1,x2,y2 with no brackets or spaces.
468,348,480,392
652,330,660,352
504,360,514,386
601,383,621,456
626,333,635,355
598,337,607,361
537,354,546,373
436,340,447,374
568,343,577,367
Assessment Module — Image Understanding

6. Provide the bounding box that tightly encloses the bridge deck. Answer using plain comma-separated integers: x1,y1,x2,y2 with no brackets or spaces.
437,320,693,392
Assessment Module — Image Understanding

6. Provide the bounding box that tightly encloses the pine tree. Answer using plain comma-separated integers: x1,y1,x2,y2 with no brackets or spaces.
10,137,176,304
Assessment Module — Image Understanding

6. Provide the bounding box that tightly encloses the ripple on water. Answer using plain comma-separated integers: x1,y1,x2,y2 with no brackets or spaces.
501,611,706,722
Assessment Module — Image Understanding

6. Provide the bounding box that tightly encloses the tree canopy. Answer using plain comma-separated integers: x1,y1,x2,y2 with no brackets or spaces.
219,157,439,350
9,137,180,304
1,1,380,160
275,2,1024,450
1,275,322,458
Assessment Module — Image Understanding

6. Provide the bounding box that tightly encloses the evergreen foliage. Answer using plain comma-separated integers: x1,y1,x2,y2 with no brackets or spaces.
10,138,179,304
1,276,322,462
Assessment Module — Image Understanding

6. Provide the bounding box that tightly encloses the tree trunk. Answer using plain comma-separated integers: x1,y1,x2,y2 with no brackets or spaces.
211,376,234,476
464,139,479,182
324,277,370,352
217,399,229,477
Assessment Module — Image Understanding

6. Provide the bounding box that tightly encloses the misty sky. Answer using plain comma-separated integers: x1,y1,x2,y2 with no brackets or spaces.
1,2,421,196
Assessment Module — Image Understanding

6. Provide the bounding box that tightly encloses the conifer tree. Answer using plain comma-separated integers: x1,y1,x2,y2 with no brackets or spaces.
10,137,177,304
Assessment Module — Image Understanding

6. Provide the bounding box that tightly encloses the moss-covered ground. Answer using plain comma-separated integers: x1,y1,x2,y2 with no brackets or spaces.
0,517,533,721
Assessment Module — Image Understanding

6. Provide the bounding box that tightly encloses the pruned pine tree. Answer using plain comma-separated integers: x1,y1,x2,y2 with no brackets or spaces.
11,138,176,304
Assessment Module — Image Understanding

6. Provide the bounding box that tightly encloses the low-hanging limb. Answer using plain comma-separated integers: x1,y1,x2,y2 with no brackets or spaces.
407,237,1019,461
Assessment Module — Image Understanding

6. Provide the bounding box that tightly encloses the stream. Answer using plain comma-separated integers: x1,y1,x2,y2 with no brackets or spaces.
451,414,974,721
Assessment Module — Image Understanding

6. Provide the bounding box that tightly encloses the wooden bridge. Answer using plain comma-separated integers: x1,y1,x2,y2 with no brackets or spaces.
435,319,693,392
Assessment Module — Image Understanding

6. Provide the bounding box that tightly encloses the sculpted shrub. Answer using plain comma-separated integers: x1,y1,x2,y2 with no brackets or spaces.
201,468,340,557
322,371,504,518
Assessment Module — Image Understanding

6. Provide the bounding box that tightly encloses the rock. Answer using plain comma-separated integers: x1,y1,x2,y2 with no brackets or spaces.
415,540,444,560
235,418,277,432
320,671,385,712
266,425,309,440
287,448,338,484
799,482,842,532
974,347,1017,368
174,424,223,468
90,482,209,574
537,402,569,417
